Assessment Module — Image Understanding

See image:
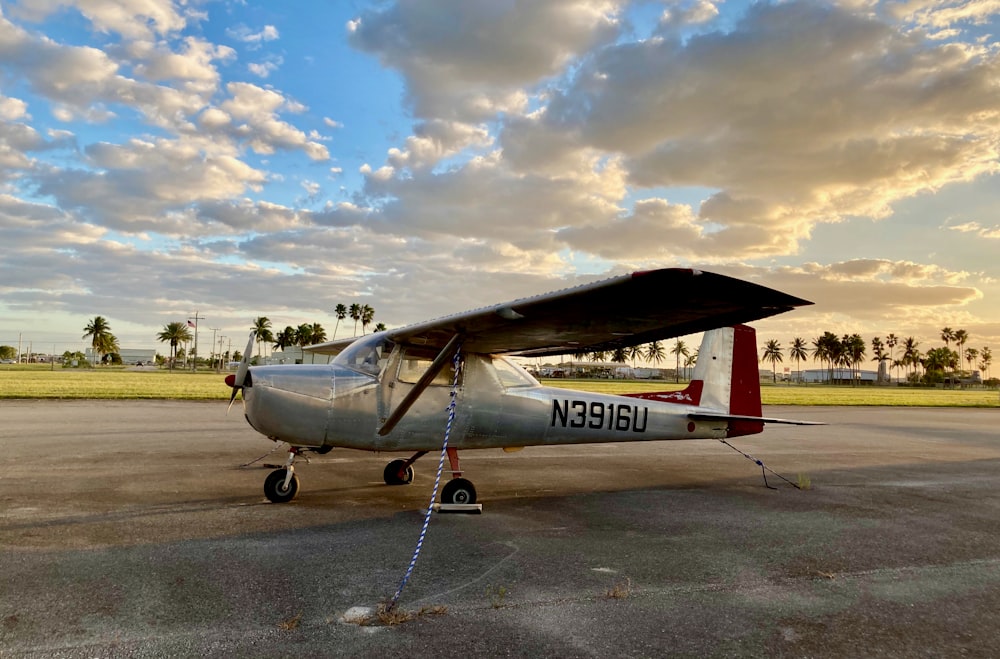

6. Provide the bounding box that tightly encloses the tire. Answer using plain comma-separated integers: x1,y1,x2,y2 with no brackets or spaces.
441,478,477,505
264,469,299,503
383,459,414,485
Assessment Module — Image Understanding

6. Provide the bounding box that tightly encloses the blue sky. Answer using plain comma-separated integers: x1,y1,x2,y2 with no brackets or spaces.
1,0,998,367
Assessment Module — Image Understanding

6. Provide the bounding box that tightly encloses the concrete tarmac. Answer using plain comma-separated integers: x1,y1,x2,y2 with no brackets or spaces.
2,400,1000,657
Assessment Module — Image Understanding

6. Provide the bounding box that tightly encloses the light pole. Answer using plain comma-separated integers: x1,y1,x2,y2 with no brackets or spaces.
188,312,203,372
219,336,227,370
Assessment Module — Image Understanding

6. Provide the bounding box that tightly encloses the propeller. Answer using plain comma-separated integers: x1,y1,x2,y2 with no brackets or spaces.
226,330,257,414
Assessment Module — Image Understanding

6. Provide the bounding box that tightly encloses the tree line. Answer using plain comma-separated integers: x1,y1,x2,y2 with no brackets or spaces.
759,328,994,385
250,304,386,361
75,313,994,385
73,303,388,370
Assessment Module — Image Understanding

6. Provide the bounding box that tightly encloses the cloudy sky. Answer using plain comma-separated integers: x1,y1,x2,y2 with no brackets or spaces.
1,0,998,362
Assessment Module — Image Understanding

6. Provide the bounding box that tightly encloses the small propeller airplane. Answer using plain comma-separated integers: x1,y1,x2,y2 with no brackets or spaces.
226,268,819,504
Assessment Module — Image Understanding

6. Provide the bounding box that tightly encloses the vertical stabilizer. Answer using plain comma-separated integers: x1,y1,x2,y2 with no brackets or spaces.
629,325,764,437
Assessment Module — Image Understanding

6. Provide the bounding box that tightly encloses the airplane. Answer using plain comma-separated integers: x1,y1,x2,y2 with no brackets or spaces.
226,267,818,504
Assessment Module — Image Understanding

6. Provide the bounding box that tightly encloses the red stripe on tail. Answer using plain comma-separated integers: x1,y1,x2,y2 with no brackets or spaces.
625,380,703,406
728,324,764,437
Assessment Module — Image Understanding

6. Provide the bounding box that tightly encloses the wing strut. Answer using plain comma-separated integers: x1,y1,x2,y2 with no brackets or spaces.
378,333,464,437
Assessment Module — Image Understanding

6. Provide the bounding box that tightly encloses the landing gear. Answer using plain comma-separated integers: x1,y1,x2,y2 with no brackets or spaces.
441,477,477,505
264,446,301,503
383,459,415,485
264,468,299,503
439,447,477,505
382,449,479,505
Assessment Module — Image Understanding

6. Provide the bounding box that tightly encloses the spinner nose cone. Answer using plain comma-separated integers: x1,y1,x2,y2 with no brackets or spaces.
225,373,236,387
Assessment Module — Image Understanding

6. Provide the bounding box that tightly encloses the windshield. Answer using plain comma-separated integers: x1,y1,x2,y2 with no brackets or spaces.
332,333,395,376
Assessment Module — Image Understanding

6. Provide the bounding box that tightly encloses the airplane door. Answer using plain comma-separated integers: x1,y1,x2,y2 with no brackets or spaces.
378,346,468,451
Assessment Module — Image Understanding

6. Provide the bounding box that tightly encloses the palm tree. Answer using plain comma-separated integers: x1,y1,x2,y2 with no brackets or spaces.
812,332,840,384
953,330,968,370
627,345,643,369
361,305,375,335
295,323,314,361
333,304,348,339
902,337,921,382
871,336,887,383
684,352,697,380
762,339,783,383
644,341,665,366
252,317,274,359
670,339,689,383
844,334,865,385
979,346,992,380
349,303,362,336
274,326,296,357
99,333,120,364
157,322,192,370
310,323,327,344
790,338,808,383
940,327,955,348
964,347,979,377
886,333,898,382
373,322,387,333
83,316,113,366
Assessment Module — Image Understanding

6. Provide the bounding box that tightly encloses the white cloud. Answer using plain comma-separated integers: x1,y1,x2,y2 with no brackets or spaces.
0,95,29,120
948,220,1000,239
386,120,493,170
348,0,624,120
226,23,280,47
218,82,329,160
9,0,187,40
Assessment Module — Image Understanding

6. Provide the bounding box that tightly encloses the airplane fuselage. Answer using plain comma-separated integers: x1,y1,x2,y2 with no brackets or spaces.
242,340,729,455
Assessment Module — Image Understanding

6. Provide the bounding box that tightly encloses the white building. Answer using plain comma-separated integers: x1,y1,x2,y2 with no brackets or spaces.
86,347,157,365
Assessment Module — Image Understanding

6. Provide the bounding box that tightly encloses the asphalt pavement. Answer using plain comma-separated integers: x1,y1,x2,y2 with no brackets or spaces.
2,400,1000,657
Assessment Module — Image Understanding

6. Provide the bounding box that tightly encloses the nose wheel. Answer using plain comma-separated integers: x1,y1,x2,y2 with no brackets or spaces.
263,446,301,503
264,468,299,503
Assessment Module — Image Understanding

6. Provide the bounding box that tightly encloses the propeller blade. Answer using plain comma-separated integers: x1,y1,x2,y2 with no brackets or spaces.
226,331,256,415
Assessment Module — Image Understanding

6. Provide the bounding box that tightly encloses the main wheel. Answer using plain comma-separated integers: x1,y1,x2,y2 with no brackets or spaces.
264,469,299,503
441,478,477,505
383,459,414,485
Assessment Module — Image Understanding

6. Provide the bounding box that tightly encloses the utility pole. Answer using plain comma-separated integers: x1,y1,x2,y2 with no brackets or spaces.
209,327,221,372
188,312,203,372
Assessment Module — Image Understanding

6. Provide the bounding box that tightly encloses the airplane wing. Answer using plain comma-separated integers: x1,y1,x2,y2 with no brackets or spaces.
307,268,812,358
303,337,357,357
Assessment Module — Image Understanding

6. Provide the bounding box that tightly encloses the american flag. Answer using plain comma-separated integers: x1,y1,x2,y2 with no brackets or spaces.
187,320,196,328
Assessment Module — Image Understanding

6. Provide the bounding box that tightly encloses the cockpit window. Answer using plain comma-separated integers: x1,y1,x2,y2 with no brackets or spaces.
492,356,538,388
397,347,459,386
332,333,395,376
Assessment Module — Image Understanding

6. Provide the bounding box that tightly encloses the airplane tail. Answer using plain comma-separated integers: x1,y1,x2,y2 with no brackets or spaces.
626,324,765,437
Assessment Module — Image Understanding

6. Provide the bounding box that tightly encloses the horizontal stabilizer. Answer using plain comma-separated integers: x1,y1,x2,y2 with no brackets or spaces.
689,412,825,426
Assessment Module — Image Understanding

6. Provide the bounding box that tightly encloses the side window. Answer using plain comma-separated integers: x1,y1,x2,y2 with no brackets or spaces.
492,356,537,388
397,349,458,386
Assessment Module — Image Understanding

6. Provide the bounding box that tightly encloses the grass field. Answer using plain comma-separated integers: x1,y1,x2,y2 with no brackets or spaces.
1,365,997,406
